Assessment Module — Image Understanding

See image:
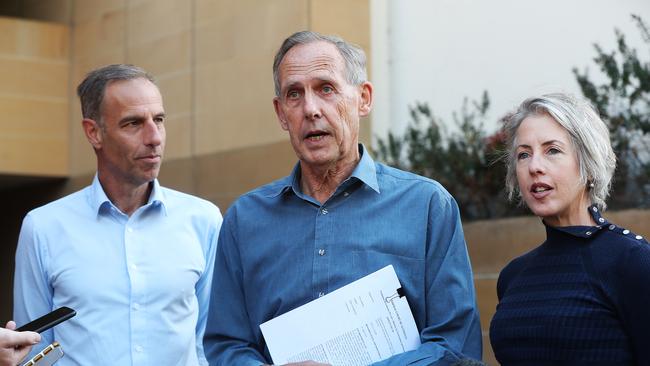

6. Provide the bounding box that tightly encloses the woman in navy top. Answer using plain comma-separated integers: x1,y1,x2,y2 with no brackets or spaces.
489,93,650,365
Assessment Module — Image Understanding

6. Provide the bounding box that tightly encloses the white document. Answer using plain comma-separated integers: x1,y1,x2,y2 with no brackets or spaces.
260,265,421,365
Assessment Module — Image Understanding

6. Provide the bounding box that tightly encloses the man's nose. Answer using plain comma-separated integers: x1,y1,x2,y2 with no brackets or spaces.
303,92,322,120
143,119,163,146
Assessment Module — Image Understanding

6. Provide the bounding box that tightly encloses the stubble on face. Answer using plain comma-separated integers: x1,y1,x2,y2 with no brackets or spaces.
98,78,166,189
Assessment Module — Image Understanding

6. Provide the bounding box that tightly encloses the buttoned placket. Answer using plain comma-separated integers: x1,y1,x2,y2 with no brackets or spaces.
122,208,147,363
309,182,356,299
312,202,331,299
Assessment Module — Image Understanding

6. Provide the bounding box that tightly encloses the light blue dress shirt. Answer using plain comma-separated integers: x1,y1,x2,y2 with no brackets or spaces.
204,145,481,366
14,176,222,366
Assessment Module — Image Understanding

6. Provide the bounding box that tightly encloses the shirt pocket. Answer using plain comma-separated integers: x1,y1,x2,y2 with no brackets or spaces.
351,250,425,303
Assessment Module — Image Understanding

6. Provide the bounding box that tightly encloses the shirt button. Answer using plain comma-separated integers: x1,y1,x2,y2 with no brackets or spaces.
130,264,137,270
321,208,328,215
636,235,643,240
343,192,350,197
318,249,326,256
592,207,598,212
318,291,325,298
609,225,616,230
135,345,143,352
623,229,630,235
585,231,592,236
127,227,133,233
133,303,140,310
598,217,605,223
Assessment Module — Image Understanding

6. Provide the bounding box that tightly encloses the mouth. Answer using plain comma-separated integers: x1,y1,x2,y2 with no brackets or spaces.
138,154,161,163
530,182,553,197
304,130,330,142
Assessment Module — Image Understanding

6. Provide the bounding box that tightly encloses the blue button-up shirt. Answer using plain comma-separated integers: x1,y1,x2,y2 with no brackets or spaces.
204,145,481,365
14,176,222,366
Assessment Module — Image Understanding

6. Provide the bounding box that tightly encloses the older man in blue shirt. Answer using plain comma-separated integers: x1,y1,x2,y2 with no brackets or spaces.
14,64,222,365
203,31,481,365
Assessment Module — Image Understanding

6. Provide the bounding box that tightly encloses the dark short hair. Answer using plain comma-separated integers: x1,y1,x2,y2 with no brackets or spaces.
272,31,367,96
76,64,156,124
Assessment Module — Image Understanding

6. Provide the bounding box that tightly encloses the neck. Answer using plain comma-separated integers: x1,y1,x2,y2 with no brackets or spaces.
300,154,359,204
98,173,152,216
545,193,595,227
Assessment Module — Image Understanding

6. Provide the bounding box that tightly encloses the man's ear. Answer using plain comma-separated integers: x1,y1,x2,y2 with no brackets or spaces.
358,81,373,117
273,97,289,131
82,118,103,150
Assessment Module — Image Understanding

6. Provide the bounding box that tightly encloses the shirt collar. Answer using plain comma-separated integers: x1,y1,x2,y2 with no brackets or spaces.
89,174,167,217
544,204,609,240
272,144,380,198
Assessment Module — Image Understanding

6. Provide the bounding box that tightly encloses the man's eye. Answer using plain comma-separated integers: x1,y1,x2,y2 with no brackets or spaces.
287,91,300,99
154,117,165,124
322,85,333,94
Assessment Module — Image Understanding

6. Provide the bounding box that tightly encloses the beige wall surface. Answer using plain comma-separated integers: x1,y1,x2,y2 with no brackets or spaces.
0,17,69,176
66,0,372,180
0,0,374,324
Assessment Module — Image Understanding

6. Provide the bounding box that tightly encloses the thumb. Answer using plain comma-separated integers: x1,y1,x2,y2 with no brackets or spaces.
5,320,16,330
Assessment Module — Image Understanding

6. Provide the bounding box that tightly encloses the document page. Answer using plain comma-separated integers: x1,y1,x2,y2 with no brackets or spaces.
260,265,421,365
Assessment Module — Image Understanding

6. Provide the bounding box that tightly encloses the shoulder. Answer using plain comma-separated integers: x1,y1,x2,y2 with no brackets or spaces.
228,175,291,210
374,162,453,201
159,186,221,215
590,222,649,266
25,186,91,224
596,221,649,267
245,175,292,198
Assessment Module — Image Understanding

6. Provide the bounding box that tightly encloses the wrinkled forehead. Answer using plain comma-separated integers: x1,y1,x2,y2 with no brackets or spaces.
278,41,346,85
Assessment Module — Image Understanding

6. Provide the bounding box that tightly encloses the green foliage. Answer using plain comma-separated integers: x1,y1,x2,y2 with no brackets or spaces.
375,92,525,220
376,15,650,219
573,14,650,208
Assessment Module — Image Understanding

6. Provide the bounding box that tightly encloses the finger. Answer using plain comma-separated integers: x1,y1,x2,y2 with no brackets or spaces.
10,330,41,345
5,320,16,330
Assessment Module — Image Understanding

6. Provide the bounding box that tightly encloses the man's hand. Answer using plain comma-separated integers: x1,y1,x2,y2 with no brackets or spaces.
0,321,40,366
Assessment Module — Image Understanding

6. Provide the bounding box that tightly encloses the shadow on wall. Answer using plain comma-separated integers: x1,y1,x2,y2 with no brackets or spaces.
0,177,68,322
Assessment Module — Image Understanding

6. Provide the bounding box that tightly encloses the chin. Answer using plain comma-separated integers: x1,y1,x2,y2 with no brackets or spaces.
524,199,558,219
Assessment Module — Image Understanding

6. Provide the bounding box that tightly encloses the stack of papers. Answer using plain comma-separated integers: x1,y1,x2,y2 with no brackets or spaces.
260,265,421,365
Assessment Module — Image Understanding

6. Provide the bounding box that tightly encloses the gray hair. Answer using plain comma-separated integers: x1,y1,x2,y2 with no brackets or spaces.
77,64,156,125
504,93,616,210
272,31,367,96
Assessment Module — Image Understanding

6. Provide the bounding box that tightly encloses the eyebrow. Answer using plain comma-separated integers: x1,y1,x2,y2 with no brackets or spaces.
282,77,337,93
516,139,566,149
119,112,166,124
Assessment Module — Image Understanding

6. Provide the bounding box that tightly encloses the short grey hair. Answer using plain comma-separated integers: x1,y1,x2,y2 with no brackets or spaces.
77,64,156,125
504,93,616,210
272,31,367,96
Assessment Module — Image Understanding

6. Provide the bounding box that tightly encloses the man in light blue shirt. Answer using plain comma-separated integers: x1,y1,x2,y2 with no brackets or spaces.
14,64,222,366
204,31,481,365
